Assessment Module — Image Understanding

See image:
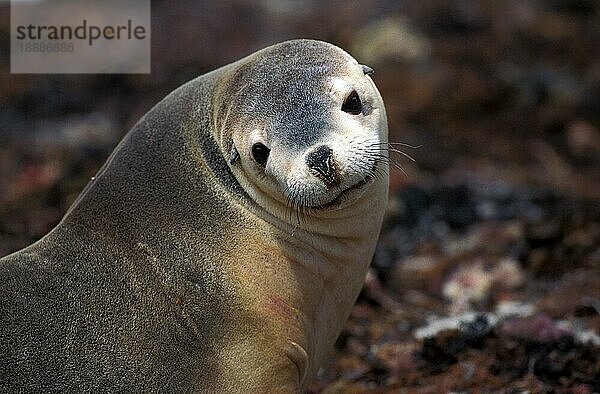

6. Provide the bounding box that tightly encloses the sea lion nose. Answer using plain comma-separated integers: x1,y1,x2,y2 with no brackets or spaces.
306,145,338,186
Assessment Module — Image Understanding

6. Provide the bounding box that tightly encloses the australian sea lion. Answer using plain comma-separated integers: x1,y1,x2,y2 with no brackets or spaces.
0,39,389,392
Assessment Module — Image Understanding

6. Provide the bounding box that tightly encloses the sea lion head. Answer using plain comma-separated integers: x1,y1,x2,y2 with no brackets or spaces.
213,39,388,219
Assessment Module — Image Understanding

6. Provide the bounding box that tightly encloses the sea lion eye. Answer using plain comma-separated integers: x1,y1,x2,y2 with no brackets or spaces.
251,143,270,167
342,90,362,115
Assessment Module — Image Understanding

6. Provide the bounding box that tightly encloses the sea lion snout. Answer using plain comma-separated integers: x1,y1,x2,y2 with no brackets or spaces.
305,145,339,187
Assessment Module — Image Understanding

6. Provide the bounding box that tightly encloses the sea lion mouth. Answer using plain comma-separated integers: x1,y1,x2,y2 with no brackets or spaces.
317,174,374,209
314,157,382,210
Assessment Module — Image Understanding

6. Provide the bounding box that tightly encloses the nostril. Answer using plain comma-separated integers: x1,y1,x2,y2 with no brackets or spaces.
306,145,338,186
306,145,332,168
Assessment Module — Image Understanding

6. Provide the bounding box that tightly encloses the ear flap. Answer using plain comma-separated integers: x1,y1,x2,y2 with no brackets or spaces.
230,143,240,165
360,64,374,75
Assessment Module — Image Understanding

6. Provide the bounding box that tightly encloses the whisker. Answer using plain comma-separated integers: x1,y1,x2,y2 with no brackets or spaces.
364,144,417,162
363,152,409,177
386,148,416,162
371,142,422,149
364,147,416,162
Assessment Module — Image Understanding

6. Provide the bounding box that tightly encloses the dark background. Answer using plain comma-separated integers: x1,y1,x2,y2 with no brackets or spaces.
1,1,598,392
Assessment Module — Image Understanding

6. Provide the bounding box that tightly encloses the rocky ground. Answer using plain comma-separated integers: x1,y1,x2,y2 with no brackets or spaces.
1,1,598,392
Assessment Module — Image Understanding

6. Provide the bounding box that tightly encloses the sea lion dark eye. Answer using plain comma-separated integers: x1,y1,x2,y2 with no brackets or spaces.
251,143,270,167
342,90,362,115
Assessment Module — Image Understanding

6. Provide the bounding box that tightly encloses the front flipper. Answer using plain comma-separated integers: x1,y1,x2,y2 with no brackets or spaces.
284,339,309,392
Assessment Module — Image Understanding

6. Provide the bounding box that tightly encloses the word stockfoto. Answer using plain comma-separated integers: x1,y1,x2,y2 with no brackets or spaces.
15,20,147,46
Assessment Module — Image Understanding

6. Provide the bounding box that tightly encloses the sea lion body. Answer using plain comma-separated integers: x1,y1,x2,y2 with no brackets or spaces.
0,40,388,392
